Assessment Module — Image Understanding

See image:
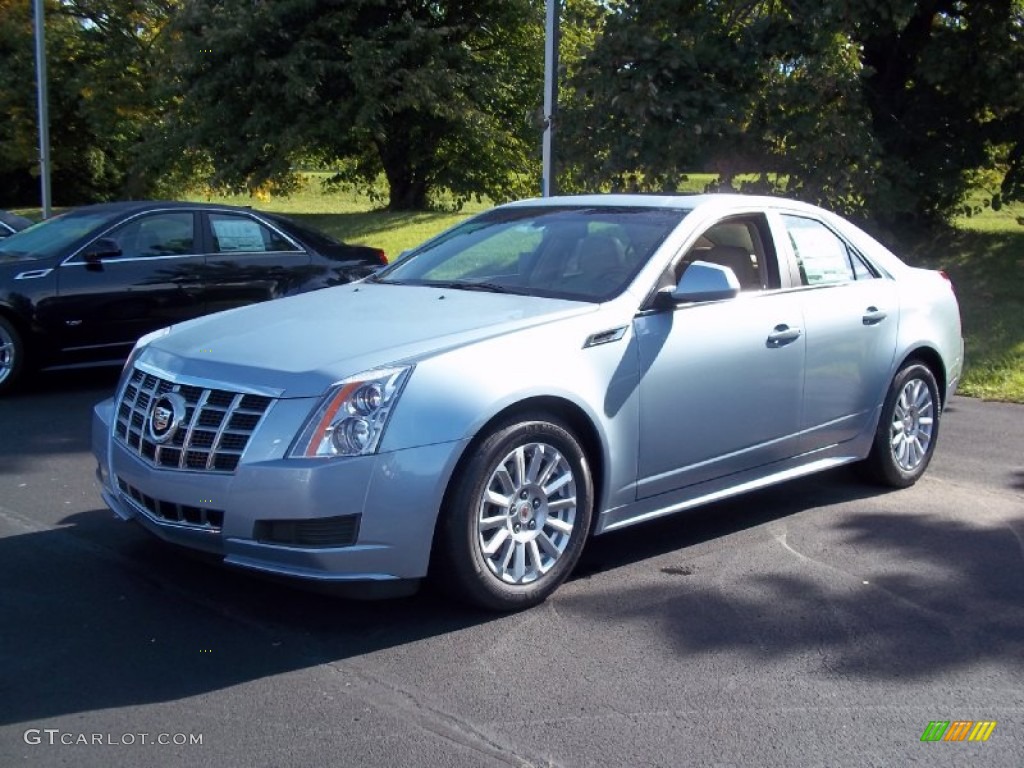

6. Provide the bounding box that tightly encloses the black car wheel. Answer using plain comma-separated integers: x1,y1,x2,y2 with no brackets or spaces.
0,315,25,395
861,362,941,487
437,415,593,611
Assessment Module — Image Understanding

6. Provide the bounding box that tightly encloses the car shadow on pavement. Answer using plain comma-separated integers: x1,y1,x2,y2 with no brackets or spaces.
0,508,494,727
0,369,119,475
561,475,1024,682
0,465,978,728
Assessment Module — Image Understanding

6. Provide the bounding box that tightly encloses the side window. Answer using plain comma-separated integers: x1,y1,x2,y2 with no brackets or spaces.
209,214,298,254
107,213,195,259
783,215,873,286
673,216,772,291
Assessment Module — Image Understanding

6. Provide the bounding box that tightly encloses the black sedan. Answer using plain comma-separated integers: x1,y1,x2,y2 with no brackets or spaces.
0,210,33,239
0,201,386,394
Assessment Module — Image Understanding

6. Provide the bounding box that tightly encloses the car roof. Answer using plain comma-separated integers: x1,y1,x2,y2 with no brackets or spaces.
0,210,33,229
503,192,828,215
60,200,266,216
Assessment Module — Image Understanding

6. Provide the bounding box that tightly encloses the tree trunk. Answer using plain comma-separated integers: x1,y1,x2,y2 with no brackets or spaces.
376,136,430,210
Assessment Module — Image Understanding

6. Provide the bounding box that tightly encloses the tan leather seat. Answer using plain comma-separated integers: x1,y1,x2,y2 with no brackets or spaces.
702,245,760,290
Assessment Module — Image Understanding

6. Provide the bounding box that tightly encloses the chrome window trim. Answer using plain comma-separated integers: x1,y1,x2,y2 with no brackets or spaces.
59,252,206,266
204,248,306,259
60,208,201,267
57,206,307,267
208,211,304,254
774,210,889,283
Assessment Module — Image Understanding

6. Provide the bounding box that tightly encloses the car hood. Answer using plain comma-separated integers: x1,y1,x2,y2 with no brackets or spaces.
0,251,52,268
138,282,597,398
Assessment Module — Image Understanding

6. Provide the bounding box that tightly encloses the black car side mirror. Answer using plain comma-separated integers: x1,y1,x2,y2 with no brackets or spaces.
83,238,122,262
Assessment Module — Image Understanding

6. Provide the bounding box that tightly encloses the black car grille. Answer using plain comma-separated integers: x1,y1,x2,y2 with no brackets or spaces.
253,515,361,548
118,477,224,531
114,367,272,473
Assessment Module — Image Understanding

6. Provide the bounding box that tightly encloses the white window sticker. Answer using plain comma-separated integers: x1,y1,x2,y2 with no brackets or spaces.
212,218,265,252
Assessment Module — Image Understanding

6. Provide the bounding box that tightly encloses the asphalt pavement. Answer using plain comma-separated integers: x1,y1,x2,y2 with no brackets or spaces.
0,368,1021,767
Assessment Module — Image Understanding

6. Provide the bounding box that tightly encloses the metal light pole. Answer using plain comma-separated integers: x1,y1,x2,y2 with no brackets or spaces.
33,0,52,218
541,0,560,197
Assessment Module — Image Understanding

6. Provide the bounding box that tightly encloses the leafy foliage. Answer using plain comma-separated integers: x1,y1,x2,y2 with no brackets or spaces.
169,0,545,210
0,0,178,206
564,0,1024,225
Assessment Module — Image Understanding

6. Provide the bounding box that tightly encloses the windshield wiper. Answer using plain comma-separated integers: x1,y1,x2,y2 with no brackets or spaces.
426,280,528,294
373,278,530,294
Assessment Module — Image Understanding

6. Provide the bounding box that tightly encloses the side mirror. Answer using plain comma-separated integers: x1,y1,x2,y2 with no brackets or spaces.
82,238,122,262
669,260,740,303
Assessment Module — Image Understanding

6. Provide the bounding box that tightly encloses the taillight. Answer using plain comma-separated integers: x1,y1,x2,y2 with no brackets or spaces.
374,248,387,265
939,270,956,295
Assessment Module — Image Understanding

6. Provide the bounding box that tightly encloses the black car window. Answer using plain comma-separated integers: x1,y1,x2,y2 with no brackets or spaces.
108,212,196,258
0,212,116,261
782,215,875,286
209,213,299,254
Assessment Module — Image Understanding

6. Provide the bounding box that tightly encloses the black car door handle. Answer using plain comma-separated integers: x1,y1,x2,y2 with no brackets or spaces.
862,306,888,325
766,324,802,348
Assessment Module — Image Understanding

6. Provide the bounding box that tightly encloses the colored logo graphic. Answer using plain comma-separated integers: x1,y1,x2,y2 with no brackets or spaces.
921,721,997,742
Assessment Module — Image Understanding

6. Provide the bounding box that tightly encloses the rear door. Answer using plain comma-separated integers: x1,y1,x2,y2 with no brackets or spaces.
772,212,899,449
200,212,313,313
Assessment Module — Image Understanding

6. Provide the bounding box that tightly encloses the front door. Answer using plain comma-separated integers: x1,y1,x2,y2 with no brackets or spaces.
634,291,806,498
44,211,204,363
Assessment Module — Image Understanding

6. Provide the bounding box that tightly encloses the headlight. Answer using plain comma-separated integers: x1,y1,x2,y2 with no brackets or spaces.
289,365,413,458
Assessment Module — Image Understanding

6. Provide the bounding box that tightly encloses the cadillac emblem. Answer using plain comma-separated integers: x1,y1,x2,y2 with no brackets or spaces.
147,392,186,444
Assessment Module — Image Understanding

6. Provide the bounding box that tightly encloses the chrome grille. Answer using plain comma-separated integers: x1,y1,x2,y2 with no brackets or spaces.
118,477,224,531
114,367,272,473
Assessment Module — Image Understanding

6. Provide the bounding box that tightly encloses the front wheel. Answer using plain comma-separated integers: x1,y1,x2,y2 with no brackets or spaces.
861,362,940,487
437,416,593,611
0,316,26,396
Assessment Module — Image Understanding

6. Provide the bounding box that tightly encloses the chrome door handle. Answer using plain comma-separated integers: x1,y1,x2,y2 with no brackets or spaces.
766,324,802,348
862,307,888,325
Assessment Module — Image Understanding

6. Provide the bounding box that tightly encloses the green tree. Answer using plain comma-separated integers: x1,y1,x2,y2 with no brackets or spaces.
170,0,545,210
562,0,769,193
0,0,178,206
565,0,1024,225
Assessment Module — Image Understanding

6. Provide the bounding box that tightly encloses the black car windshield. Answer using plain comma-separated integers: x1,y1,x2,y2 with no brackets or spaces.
377,206,689,302
0,212,116,261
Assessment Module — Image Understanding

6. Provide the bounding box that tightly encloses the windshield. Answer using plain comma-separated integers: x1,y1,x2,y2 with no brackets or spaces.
0,211,116,261
378,206,689,301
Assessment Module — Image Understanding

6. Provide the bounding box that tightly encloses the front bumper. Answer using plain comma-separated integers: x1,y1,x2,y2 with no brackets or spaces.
92,397,466,585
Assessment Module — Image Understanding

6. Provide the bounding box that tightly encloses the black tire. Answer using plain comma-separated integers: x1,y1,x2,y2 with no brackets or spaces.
437,416,594,612
861,362,941,488
0,315,25,396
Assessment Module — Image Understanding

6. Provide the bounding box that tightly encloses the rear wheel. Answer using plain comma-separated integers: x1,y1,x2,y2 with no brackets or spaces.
861,362,940,487
437,416,593,611
0,316,25,396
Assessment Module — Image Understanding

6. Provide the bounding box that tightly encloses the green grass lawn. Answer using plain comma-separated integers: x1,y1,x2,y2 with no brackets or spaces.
904,205,1024,402
184,175,490,258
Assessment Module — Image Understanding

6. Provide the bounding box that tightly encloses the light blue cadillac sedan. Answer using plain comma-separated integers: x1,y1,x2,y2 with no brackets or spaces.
92,195,964,610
